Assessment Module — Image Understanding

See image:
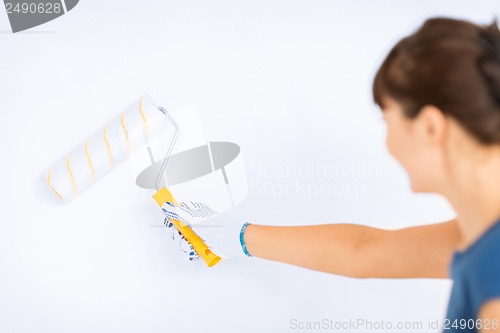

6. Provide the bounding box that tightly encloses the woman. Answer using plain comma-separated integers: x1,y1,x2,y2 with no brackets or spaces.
162,17,500,332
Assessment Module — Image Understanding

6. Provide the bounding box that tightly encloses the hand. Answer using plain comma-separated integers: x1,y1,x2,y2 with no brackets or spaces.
161,201,252,261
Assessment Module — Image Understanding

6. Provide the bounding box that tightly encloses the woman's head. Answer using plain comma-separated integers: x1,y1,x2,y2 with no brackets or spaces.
373,18,500,193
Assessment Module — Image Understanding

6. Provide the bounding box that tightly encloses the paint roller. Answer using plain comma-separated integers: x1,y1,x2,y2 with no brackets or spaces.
47,95,222,267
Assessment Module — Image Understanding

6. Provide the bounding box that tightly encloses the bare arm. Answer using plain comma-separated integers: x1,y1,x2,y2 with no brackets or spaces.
243,219,461,279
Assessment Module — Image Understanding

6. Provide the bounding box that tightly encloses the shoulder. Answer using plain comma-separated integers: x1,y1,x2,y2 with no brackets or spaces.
463,232,500,317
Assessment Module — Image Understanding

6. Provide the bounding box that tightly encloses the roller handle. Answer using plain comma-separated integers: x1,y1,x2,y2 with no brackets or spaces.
153,187,222,267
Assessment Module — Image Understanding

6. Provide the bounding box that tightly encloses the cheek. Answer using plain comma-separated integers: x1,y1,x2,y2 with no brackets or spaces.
385,123,405,160
385,122,436,192
385,122,418,171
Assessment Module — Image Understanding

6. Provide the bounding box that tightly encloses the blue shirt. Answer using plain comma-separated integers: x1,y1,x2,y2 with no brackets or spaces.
445,218,500,332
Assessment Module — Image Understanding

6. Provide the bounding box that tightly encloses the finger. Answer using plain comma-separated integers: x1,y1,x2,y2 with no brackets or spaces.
177,201,219,218
182,237,200,261
172,229,185,248
161,207,192,226
179,234,195,253
184,249,200,261
164,201,220,229
163,219,175,239
163,217,174,229
169,230,199,261
173,231,200,260
163,201,177,208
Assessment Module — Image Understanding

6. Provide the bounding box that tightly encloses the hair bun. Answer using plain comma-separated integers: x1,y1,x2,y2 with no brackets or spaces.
478,20,500,106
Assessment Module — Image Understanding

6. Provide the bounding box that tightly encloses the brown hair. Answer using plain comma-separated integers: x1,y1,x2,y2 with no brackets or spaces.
373,17,500,144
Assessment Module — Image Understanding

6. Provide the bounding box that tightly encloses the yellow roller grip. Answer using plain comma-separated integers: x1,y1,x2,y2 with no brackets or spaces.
153,188,222,267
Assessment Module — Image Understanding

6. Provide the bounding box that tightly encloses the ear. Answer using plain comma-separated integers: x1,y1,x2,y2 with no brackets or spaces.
415,105,448,144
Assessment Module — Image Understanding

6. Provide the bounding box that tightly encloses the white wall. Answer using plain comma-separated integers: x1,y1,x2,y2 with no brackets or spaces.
1,1,498,332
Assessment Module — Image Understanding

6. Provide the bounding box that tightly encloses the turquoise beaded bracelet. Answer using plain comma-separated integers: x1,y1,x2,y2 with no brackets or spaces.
239,222,252,257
